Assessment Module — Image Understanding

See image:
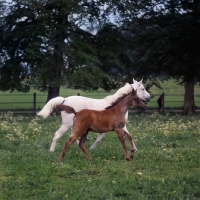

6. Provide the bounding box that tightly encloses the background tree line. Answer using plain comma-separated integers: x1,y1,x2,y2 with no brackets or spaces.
0,0,200,115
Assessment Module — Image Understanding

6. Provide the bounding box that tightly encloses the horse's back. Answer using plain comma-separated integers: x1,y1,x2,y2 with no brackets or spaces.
63,96,107,111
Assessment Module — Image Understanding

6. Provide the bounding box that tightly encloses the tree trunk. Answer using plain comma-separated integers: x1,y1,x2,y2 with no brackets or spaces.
46,35,64,103
46,56,62,103
45,41,63,115
183,75,195,115
46,86,60,102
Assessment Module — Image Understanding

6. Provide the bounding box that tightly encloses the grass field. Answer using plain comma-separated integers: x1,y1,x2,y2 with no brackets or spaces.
0,112,200,199
0,88,115,110
0,79,200,110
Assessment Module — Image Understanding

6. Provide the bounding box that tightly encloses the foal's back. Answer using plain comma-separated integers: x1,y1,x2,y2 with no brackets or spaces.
74,107,122,134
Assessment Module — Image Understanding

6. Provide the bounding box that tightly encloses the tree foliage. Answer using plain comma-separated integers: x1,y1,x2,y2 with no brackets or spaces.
0,0,124,97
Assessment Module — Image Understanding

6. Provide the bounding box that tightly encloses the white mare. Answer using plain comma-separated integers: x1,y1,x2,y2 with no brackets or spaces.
37,78,151,152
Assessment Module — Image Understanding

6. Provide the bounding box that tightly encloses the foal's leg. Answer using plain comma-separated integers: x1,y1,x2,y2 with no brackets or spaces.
50,124,71,152
116,129,131,161
90,133,106,149
79,132,92,160
123,125,137,151
124,131,136,159
123,112,137,151
70,126,79,145
58,134,79,162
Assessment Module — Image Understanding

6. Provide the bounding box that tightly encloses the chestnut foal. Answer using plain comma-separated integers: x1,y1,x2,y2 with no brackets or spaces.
56,87,147,161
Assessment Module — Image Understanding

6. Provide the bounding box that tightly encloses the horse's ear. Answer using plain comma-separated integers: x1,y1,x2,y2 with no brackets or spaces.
139,79,143,84
133,78,138,84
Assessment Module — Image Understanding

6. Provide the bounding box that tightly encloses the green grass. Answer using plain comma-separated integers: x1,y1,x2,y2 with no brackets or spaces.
150,79,200,108
0,88,115,110
0,79,200,110
0,113,200,199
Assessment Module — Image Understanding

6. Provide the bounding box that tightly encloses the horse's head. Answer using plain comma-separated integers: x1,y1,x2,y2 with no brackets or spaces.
131,89,147,111
131,78,151,102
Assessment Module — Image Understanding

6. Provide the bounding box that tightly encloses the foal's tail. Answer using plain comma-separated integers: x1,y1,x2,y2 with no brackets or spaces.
37,97,65,118
55,105,76,114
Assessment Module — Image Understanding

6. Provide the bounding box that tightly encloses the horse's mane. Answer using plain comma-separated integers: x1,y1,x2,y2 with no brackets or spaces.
105,90,132,109
103,83,133,102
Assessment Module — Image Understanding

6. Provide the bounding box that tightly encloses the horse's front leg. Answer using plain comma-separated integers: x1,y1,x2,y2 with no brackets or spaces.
123,112,137,157
116,129,131,161
123,125,137,151
58,134,79,161
90,133,106,149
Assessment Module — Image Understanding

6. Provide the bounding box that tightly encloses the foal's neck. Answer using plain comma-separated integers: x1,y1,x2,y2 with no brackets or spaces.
115,95,132,114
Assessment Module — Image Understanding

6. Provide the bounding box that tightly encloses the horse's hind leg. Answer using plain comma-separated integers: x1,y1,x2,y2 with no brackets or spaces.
58,134,79,162
116,129,131,161
90,133,106,149
124,131,136,159
50,124,71,152
79,132,92,160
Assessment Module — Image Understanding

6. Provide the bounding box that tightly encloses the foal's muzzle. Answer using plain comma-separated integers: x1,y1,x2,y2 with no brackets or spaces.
141,106,147,111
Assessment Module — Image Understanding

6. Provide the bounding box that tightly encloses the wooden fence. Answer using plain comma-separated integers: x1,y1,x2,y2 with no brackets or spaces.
0,93,200,115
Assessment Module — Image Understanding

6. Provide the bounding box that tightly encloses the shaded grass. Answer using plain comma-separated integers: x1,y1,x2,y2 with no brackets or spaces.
0,113,200,199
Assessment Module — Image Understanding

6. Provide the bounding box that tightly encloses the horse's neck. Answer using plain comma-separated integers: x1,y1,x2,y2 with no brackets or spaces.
104,84,132,103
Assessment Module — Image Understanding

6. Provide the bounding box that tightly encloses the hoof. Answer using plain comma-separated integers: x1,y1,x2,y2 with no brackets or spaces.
130,150,135,159
58,157,63,162
126,157,131,161
87,157,92,161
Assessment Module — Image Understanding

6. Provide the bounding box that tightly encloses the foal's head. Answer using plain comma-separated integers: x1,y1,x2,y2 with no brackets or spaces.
131,90,147,111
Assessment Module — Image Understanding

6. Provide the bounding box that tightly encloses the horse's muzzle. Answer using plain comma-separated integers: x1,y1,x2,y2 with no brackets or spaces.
145,97,151,103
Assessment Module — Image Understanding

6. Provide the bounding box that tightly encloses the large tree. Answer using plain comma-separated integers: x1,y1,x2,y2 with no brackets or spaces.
0,0,123,101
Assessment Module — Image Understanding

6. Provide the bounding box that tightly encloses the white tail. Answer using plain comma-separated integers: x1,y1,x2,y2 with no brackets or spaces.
37,97,65,118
